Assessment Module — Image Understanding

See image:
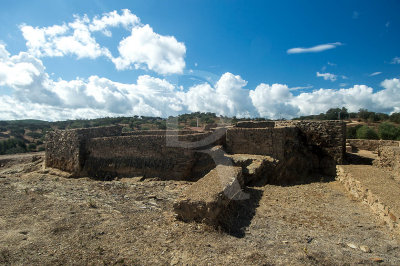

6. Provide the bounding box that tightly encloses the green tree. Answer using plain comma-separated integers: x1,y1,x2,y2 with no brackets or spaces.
28,143,37,152
389,112,400,124
346,124,362,139
356,125,379,140
378,122,400,140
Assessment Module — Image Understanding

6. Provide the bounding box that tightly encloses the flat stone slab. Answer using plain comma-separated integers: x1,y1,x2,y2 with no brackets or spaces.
337,165,400,234
173,165,246,225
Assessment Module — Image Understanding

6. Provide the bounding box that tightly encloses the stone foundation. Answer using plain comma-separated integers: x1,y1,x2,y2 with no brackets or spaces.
45,121,345,182
337,165,400,234
347,139,400,152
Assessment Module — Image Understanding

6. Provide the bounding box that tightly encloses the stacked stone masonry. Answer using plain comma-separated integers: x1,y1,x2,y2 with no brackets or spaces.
45,120,345,182
375,146,400,176
347,139,400,152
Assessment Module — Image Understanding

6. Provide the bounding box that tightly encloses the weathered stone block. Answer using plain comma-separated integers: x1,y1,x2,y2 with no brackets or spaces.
173,165,246,225
226,154,279,185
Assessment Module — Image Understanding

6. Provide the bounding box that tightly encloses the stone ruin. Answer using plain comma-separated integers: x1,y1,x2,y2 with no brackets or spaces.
45,120,346,227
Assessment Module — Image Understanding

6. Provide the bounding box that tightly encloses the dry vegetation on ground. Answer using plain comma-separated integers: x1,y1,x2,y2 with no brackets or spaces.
0,153,399,265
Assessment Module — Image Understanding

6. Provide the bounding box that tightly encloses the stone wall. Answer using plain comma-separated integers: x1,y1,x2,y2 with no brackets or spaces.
45,121,346,181
374,146,400,175
226,120,345,177
276,120,346,165
347,139,400,152
83,133,219,179
225,126,300,160
122,130,196,136
45,126,122,174
235,121,275,128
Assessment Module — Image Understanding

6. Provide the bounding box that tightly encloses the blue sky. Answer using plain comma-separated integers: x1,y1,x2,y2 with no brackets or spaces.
0,0,399,120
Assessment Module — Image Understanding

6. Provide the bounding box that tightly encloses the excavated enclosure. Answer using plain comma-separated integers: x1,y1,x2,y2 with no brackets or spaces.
45,120,346,232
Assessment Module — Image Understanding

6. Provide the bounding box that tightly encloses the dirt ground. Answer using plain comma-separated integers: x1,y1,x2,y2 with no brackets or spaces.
0,153,399,265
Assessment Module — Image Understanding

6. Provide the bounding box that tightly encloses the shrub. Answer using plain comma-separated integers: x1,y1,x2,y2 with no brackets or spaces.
346,125,362,139
122,127,132,133
356,125,379,140
189,120,197,127
28,143,37,152
378,122,400,140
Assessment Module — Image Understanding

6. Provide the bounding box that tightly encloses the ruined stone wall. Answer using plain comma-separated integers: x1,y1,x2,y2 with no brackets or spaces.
83,133,219,179
235,121,275,128
225,126,300,160
227,120,346,178
276,120,346,165
374,146,400,175
45,126,122,174
45,129,81,173
122,130,196,136
347,139,400,152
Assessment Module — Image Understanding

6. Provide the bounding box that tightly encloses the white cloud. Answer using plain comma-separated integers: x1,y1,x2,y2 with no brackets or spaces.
287,42,342,54
290,85,313,91
20,15,111,59
89,9,140,36
181,72,255,117
316,72,337,82
369,72,382,77
112,24,186,74
250,84,299,118
19,9,186,75
1,44,400,121
352,11,359,19
391,57,400,64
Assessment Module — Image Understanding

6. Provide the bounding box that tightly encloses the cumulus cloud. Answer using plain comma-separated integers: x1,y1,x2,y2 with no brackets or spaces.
19,9,186,75
1,44,400,121
287,42,342,54
89,9,140,36
181,72,255,117
249,84,299,118
112,24,186,74
316,72,337,82
20,16,111,59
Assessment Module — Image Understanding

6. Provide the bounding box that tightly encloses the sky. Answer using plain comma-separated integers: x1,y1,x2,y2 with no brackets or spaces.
0,0,399,121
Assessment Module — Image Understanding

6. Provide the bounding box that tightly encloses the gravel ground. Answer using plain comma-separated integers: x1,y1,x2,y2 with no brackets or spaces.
0,153,399,265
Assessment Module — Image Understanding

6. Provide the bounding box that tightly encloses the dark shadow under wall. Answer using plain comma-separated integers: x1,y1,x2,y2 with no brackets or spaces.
217,187,263,238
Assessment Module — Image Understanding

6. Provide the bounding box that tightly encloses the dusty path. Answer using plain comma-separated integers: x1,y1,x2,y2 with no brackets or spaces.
0,153,399,265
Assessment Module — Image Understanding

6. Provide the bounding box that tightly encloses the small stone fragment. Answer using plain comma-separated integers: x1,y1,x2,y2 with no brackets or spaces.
347,243,358,249
369,257,384,263
360,245,371,253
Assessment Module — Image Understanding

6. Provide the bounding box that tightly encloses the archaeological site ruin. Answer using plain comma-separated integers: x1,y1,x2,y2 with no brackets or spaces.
45,120,349,226
2,118,400,263
43,120,400,238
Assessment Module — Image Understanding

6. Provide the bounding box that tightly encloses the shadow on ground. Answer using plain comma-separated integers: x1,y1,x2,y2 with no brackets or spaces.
218,187,263,238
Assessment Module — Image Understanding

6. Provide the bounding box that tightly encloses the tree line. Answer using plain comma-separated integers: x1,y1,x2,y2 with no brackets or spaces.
294,107,400,123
